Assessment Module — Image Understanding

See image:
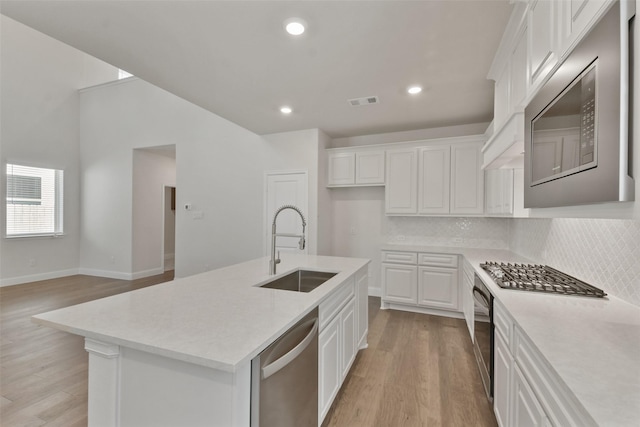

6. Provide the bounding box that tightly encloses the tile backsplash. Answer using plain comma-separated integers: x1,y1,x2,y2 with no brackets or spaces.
384,217,510,249
510,218,640,307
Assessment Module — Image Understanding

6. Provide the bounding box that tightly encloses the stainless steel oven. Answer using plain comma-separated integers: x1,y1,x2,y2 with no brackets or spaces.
473,274,493,400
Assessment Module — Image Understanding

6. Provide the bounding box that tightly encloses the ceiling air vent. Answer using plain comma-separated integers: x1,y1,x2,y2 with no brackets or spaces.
348,96,379,107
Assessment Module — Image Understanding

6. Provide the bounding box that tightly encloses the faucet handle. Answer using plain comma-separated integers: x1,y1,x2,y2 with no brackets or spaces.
275,251,281,264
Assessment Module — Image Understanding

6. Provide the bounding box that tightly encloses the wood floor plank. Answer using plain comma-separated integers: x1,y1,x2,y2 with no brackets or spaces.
323,303,498,427
0,272,173,427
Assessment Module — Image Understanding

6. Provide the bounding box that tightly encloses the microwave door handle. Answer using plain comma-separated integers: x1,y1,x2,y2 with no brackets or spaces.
473,286,490,309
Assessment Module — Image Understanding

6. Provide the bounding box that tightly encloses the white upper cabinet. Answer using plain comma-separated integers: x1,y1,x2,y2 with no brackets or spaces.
528,0,559,91
510,27,528,110
386,139,485,216
327,152,355,186
418,146,450,215
558,0,614,55
485,169,515,216
355,151,385,185
385,148,418,214
451,143,484,214
484,0,614,170
327,149,385,187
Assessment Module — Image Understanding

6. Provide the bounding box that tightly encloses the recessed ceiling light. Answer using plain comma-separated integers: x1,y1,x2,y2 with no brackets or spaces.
284,18,306,36
407,86,422,95
280,106,292,114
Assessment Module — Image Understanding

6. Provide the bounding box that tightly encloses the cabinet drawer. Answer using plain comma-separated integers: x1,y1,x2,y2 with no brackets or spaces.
381,251,417,265
493,300,512,349
418,253,458,268
319,277,355,330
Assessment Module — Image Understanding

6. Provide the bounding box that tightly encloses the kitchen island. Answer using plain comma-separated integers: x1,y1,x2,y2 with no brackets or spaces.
32,254,370,427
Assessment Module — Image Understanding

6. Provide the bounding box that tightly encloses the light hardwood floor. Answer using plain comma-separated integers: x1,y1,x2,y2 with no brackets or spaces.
322,298,497,427
1,275,496,427
0,273,174,427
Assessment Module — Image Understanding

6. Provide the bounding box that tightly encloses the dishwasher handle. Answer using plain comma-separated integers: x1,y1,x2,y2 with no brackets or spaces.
262,318,318,380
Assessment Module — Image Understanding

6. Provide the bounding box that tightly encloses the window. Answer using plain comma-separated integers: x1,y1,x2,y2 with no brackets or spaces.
5,164,64,237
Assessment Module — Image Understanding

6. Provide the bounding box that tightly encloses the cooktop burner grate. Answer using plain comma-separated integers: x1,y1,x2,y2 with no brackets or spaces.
480,262,607,298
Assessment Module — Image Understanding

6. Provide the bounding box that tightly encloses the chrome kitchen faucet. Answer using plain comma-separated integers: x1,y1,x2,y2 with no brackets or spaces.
269,205,306,275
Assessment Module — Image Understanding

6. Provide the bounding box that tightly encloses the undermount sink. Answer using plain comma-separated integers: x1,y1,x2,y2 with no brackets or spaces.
259,269,337,293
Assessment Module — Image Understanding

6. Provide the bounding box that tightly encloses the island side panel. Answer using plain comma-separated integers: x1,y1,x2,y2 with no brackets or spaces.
85,339,121,427
84,338,251,427
118,347,251,427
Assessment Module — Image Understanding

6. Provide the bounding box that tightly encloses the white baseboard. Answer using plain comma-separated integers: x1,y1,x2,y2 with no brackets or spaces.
77,268,133,281
0,268,80,287
131,268,164,280
381,301,465,320
368,287,382,297
1,266,167,287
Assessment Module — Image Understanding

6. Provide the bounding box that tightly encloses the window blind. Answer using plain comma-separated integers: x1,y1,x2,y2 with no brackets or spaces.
6,164,64,237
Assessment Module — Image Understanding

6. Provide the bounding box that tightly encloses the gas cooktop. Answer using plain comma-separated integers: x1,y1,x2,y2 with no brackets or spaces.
480,262,607,298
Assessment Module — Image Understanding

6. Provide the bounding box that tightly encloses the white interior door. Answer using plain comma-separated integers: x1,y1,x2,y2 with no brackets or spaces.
265,172,308,256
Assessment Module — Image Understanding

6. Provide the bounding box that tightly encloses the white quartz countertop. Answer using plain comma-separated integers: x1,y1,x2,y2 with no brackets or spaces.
383,244,640,426
32,254,369,373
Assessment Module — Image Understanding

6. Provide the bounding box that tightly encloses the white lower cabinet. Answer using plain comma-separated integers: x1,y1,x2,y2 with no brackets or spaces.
382,250,461,316
381,263,417,304
493,330,512,427
493,302,593,427
461,261,475,339
512,364,550,427
340,299,356,381
318,266,368,425
319,314,340,423
417,266,458,310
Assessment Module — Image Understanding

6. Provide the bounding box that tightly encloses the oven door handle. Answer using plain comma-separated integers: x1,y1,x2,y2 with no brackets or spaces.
473,286,490,309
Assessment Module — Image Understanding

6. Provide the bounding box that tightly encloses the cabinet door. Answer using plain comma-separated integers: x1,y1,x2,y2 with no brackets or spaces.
327,152,355,186
385,149,418,214
528,0,558,89
462,268,474,339
340,299,356,381
512,364,550,427
559,0,613,54
494,63,511,129
381,263,417,304
319,315,341,424
450,143,484,214
417,266,459,311
355,151,385,185
356,269,368,349
494,332,512,427
510,26,528,110
485,169,501,215
418,146,450,215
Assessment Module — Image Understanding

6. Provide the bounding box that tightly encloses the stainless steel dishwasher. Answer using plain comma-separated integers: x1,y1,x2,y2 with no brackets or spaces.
251,307,318,427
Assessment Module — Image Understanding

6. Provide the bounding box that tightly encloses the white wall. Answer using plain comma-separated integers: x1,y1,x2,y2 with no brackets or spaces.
132,149,176,277
0,16,117,286
79,78,266,279
261,129,322,255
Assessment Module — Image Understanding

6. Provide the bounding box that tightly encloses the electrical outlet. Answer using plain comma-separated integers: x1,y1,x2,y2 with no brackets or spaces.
396,235,405,241
453,237,463,244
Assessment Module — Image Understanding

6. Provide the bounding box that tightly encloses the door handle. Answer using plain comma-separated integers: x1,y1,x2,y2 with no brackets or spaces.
262,318,318,379
473,286,490,308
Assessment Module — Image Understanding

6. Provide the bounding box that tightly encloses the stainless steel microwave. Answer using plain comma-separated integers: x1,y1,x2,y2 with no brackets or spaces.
524,1,635,208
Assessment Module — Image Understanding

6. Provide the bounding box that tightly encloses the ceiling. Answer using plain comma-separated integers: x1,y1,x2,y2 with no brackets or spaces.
0,0,512,138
